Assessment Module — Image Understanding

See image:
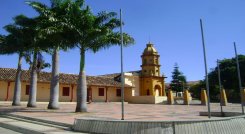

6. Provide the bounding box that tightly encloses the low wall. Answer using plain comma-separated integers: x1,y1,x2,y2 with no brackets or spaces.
128,96,167,104
200,112,242,117
73,115,245,134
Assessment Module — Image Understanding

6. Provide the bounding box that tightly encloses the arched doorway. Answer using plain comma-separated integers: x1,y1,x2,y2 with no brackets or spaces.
154,85,161,96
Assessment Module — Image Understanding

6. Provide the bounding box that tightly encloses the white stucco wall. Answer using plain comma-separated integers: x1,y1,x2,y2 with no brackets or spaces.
124,73,140,96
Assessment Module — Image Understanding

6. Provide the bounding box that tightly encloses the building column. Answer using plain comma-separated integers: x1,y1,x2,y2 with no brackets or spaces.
161,88,164,96
105,87,109,102
5,81,11,101
70,84,74,102
162,88,166,96
159,87,163,96
162,78,166,96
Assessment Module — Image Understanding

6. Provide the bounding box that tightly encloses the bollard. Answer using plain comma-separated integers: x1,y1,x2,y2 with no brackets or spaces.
241,89,245,106
168,90,174,105
220,89,227,106
201,89,208,105
183,90,190,105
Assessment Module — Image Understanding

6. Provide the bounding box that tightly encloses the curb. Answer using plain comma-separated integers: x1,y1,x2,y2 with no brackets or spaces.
1,113,72,128
0,122,43,134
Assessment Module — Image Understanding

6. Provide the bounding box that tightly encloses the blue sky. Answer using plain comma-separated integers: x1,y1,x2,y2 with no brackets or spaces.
0,0,245,82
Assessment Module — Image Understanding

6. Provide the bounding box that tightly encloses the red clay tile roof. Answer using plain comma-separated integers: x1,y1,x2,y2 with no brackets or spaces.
0,68,132,87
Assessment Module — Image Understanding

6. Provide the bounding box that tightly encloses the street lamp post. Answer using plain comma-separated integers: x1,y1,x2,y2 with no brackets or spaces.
200,19,211,118
120,9,125,120
233,42,244,115
217,60,223,113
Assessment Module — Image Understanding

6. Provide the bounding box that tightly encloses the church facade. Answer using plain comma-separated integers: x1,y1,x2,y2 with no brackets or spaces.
0,43,167,103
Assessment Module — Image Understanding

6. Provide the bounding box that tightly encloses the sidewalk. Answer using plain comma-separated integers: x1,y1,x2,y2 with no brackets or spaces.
0,101,243,125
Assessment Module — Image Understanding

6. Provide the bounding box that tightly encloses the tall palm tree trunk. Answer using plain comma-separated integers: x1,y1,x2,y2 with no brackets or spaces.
27,50,38,107
75,49,87,112
48,47,59,109
12,53,23,106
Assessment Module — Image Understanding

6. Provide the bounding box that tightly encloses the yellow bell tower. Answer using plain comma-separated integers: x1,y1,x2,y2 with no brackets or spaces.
140,43,166,96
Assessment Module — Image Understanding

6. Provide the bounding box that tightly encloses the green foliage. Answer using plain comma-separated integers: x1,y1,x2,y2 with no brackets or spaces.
0,23,28,55
26,0,135,57
189,80,204,99
0,15,38,67
26,0,77,52
170,63,187,93
190,55,245,102
62,1,135,53
1,13,51,70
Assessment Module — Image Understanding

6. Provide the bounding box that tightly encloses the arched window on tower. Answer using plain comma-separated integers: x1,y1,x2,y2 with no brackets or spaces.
151,70,154,76
155,59,158,64
144,59,147,64
156,70,159,76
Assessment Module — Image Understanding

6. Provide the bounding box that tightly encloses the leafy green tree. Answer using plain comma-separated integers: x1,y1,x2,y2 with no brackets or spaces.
189,80,205,99
209,55,245,102
62,1,134,112
170,63,187,96
190,55,245,102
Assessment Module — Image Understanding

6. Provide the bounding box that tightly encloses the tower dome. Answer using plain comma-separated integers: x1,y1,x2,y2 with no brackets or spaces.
143,43,158,55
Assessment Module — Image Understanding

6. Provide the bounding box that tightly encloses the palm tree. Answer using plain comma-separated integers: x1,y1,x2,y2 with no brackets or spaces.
0,32,24,106
26,0,75,109
25,0,134,111
64,1,135,112
12,15,38,108
14,15,51,107
0,16,32,106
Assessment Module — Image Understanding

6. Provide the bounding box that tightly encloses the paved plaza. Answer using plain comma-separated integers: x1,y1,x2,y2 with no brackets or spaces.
0,101,243,125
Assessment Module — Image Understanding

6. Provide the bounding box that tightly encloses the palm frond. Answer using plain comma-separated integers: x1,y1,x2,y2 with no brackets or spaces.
4,24,22,35
50,0,63,7
23,51,32,65
14,15,36,27
0,35,5,43
104,18,121,29
75,0,85,8
26,1,51,16
95,11,117,25
36,52,50,72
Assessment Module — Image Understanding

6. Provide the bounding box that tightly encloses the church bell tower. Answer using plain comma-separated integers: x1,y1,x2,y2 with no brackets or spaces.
140,43,166,96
